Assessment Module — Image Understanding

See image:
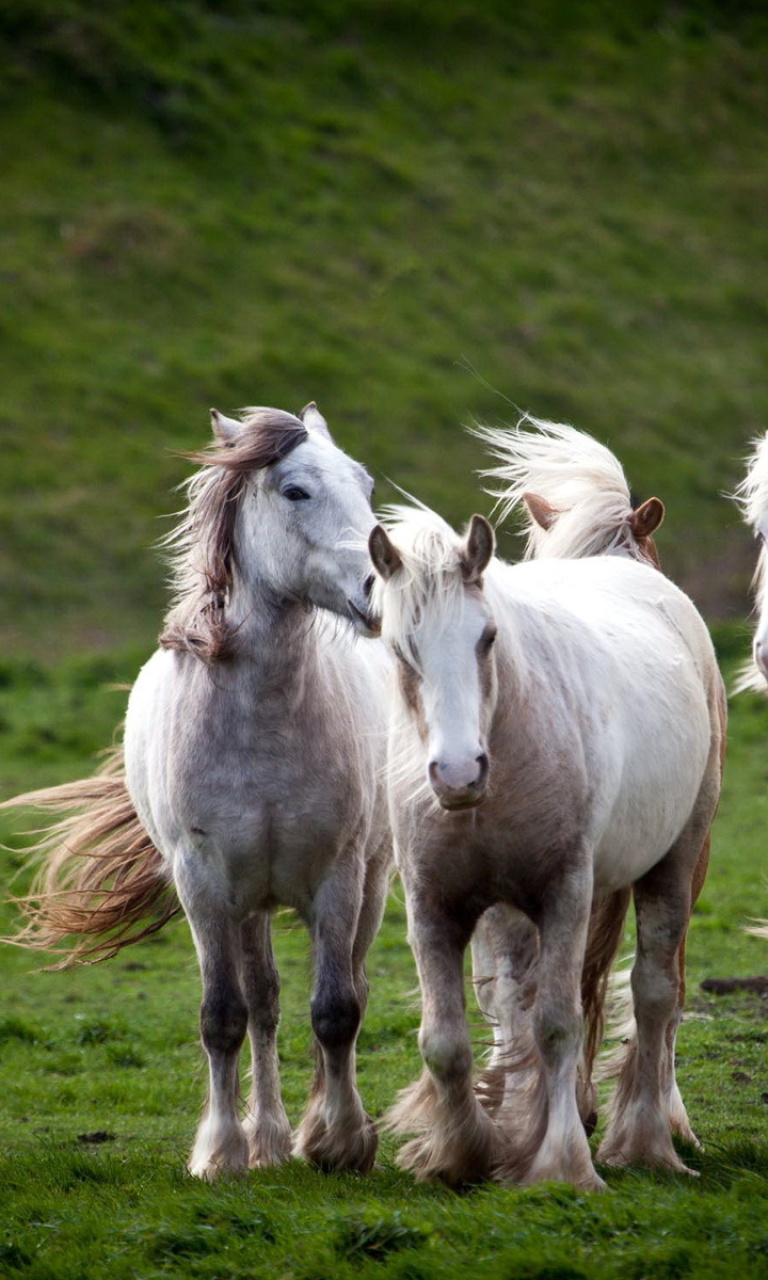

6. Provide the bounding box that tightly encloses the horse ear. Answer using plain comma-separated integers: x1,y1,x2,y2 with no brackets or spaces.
210,409,242,443
369,525,403,580
462,514,495,583
630,496,665,539
523,492,558,531
300,401,332,439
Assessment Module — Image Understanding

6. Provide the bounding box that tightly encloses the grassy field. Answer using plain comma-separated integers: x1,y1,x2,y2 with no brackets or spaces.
4,2,768,1276
2,643,768,1279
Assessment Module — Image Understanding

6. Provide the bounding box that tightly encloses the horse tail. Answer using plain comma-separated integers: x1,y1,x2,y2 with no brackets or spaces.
1,746,178,967
581,887,632,1089
471,416,663,565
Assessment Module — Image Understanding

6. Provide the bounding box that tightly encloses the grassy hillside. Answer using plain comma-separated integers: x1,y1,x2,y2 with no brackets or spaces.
1,1,768,659
1,651,768,1279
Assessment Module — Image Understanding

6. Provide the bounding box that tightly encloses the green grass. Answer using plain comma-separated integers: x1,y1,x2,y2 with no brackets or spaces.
4,3,768,1275
3,644,768,1277
2,1,768,657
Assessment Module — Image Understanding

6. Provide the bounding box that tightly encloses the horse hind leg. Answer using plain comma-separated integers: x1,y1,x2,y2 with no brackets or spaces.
661,827,712,1149
239,912,292,1168
598,723,721,1175
597,837,709,1173
293,863,379,1174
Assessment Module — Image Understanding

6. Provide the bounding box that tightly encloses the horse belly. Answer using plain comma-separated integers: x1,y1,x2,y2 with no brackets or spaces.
591,701,711,892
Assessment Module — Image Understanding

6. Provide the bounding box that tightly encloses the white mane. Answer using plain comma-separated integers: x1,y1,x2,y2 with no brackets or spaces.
472,416,640,560
733,433,768,692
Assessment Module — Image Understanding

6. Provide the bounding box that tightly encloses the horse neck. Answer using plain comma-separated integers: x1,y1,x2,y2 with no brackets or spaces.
227,566,319,680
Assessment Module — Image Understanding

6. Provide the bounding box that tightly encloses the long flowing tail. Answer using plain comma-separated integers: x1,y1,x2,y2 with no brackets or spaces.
472,416,664,564
1,747,178,967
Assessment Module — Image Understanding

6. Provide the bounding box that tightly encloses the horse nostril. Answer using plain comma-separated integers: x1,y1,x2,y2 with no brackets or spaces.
363,573,375,600
476,753,489,787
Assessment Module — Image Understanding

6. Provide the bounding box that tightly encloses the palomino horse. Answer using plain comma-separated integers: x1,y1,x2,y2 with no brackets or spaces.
369,493,724,1190
4,404,391,1180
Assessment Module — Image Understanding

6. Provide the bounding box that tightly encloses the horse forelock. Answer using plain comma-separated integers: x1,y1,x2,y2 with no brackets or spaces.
372,508,482,659
159,409,309,662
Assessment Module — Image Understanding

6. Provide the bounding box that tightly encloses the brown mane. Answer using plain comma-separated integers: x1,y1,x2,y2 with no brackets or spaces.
159,408,308,663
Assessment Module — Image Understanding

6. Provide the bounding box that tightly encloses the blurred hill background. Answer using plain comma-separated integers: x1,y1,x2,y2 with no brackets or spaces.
1,0,767,662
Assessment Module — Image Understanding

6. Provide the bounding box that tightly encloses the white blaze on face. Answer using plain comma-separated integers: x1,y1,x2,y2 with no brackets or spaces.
416,591,493,808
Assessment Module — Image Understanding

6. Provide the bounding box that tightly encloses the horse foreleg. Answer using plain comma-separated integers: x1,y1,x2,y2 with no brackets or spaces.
293,868,376,1174
177,870,249,1180
352,838,392,1023
503,869,603,1191
239,911,292,1168
385,899,501,1187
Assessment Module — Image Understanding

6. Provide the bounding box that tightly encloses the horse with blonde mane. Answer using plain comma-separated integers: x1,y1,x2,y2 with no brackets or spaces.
3,403,391,1180
369,422,724,1190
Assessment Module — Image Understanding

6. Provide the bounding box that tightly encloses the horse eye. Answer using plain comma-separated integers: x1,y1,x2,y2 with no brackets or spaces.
283,485,310,502
479,627,497,654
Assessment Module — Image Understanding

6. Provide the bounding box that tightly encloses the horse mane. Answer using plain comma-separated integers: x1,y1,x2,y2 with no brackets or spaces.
732,432,768,692
472,416,648,562
159,407,308,663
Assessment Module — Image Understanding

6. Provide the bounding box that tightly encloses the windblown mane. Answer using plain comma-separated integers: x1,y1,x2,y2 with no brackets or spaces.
159,408,308,663
733,432,768,692
472,416,646,561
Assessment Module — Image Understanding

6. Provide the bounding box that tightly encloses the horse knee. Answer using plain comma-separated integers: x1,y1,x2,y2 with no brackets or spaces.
200,988,248,1056
311,987,361,1051
534,1005,583,1067
420,1028,473,1083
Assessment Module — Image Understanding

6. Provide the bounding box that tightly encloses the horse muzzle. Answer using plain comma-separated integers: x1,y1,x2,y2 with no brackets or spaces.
428,753,489,810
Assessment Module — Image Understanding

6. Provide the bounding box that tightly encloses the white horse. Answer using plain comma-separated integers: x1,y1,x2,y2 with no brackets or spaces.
4,403,391,1180
467,417,669,1132
369,492,724,1190
734,432,768,940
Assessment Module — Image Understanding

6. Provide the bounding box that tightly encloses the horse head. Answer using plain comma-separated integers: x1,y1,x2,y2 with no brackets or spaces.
370,512,497,810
